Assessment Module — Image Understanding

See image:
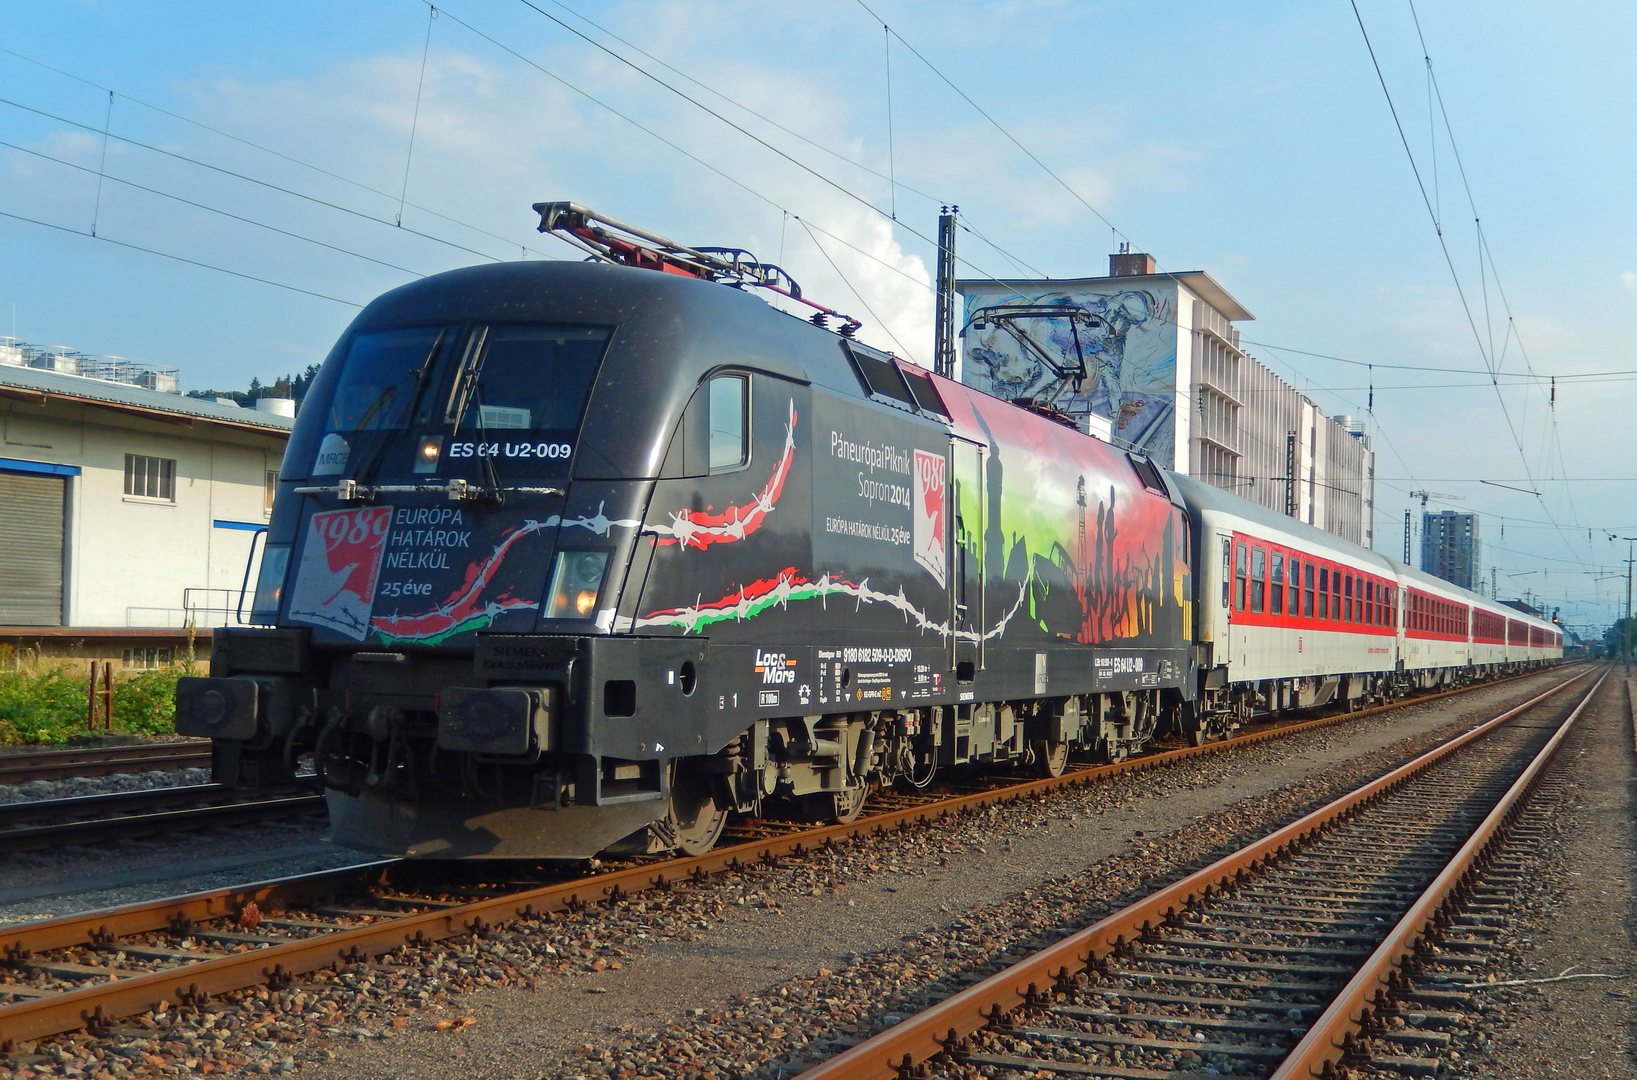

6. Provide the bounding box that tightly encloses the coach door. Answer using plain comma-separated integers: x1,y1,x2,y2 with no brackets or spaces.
950,436,985,678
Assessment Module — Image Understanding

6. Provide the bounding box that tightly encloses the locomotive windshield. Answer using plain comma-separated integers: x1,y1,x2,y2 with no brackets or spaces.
325,326,452,433
298,322,612,480
447,325,609,436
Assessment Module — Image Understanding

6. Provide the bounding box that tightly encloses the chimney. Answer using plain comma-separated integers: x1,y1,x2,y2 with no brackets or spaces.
1108,243,1155,278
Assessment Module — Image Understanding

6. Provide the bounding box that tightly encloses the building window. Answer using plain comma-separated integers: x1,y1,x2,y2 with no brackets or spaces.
265,470,279,514
122,646,173,669
125,454,176,501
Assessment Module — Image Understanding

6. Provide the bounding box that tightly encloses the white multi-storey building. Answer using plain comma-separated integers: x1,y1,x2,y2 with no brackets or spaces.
0,361,291,637
958,252,1375,547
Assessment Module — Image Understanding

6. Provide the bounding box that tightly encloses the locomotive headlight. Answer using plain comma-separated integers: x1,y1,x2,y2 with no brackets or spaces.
545,550,610,620
414,434,443,474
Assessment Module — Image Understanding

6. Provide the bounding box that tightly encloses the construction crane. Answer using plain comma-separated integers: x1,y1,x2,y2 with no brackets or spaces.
1409,489,1465,508
1404,490,1465,565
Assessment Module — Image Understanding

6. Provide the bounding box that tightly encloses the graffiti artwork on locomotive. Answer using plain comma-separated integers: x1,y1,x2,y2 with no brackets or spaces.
174,203,1561,859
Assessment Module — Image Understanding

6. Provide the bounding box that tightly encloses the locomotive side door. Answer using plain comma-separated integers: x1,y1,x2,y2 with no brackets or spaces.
950,436,985,678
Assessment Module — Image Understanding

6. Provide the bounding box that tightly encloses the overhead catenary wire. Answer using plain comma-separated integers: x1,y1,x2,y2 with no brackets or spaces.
1348,0,1579,566
0,138,428,278
398,4,437,227
521,0,1051,279
0,44,558,259
883,21,897,222
91,90,113,237
0,95,505,264
796,217,918,363
850,0,1130,245
0,208,362,307
429,3,923,299
1405,0,1580,538
498,0,1048,309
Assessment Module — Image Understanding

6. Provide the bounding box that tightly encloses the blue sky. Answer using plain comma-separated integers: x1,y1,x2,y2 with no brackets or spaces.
3,1,1633,634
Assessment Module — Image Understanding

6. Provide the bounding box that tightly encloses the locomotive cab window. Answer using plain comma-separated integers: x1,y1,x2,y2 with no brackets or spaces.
449,325,610,435
708,374,749,471
327,326,456,435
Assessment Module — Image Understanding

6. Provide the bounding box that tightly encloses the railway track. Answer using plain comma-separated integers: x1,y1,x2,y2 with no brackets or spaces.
795,665,1604,1080
0,666,1570,1052
0,743,212,786
0,785,326,853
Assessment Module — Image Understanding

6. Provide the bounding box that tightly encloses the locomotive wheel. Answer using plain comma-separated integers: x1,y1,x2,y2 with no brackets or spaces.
666,765,728,856
1031,738,1069,777
799,781,869,824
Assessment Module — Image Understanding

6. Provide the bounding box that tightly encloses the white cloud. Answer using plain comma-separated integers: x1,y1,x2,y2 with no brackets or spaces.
1621,270,1637,298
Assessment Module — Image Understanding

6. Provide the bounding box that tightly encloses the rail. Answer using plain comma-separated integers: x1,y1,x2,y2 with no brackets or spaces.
0,665,1574,1048
0,743,212,785
791,665,1600,1079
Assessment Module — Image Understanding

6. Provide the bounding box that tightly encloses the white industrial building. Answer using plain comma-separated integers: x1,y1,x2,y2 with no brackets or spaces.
0,355,292,638
958,252,1376,548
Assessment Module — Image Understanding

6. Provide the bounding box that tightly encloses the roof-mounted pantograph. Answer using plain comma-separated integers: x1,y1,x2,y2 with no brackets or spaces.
534,201,863,337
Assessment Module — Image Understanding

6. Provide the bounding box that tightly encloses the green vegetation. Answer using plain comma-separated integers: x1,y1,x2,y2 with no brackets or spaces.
0,651,189,746
186,364,319,408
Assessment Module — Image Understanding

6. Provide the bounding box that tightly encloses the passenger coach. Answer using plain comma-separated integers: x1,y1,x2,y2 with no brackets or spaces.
1176,473,1560,740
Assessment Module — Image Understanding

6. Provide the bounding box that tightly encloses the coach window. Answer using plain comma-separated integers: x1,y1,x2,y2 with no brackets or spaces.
1316,567,1328,620
1366,581,1377,625
708,374,749,471
1345,575,1355,623
1250,548,1266,613
1303,562,1315,618
1270,553,1284,614
1288,558,1302,616
1234,542,1247,611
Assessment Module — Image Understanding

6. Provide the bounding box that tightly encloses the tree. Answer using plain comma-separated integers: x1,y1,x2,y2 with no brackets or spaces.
185,364,322,407
1602,618,1636,659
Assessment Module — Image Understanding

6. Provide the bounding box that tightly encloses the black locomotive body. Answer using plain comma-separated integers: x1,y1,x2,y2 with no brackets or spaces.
177,257,1198,858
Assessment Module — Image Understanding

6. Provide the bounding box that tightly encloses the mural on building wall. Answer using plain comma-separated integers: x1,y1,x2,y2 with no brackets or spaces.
960,286,1177,466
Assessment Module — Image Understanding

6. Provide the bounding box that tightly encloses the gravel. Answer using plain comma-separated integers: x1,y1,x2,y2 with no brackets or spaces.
0,670,1578,1080
1432,673,1637,1080
0,769,215,806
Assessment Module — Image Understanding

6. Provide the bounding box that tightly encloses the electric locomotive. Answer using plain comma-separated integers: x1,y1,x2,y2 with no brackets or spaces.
175,204,1198,859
